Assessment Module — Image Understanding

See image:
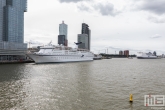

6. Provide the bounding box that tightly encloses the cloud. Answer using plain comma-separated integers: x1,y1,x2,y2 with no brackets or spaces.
58,0,121,16
77,3,91,12
148,16,165,23
135,0,165,15
150,34,162,39
58,0,89,3
77,2,120,16
94,3,120,16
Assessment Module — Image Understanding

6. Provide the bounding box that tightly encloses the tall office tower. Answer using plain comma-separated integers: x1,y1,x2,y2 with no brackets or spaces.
0,0,27,43
88,29,91,50
59,21,68,46
0,0,27,61
0,0,6,41
77,34,88,49
119,51,123,55
81,23,91,50
58,35,65,46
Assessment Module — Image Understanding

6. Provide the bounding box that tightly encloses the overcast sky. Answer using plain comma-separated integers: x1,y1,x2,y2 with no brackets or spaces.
24,0,165,54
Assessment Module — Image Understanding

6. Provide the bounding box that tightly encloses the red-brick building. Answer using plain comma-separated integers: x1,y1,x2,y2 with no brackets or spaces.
124,50,129,56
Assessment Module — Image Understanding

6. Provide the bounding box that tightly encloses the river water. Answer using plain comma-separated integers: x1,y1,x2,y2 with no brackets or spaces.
0,58,165,110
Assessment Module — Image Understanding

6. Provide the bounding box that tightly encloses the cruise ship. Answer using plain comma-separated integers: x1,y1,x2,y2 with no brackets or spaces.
27,44,94,63
137,52,157,59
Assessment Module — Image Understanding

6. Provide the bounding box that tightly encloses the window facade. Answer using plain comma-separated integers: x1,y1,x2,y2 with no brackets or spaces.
0,0,27,43
59,21,68,46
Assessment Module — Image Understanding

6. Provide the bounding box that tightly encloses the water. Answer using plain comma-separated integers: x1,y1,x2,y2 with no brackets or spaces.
0,59,165,110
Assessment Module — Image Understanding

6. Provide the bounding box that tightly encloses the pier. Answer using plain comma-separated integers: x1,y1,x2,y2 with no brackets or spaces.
0,60,34,64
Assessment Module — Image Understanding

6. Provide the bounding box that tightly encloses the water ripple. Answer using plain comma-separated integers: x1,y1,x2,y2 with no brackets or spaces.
0,59,165,110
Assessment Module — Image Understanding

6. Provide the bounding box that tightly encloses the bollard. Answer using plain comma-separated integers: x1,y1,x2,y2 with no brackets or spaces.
130,94,133,102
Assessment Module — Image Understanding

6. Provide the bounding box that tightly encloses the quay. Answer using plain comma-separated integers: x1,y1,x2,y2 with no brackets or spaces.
0,60,34,64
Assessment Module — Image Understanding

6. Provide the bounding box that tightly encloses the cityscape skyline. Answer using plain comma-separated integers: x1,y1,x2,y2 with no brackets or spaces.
24,0,165,54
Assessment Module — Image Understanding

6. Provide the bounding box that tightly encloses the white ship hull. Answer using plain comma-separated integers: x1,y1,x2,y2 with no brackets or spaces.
137,52,157,59
28,54,93,63
137,57,157,59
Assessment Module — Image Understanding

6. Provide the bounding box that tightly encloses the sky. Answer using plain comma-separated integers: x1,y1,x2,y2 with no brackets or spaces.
24,0,165,55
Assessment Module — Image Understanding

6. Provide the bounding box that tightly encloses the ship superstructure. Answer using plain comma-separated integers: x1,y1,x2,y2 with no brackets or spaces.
137,52,157,59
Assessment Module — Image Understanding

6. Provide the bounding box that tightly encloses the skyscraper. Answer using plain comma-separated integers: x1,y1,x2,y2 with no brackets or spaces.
119,51,123,55
0,0,27,61
81,23,91,50
77,34,88,49
0,0,27,43
58,35,65,46
0,0,6,41
58,21,68,46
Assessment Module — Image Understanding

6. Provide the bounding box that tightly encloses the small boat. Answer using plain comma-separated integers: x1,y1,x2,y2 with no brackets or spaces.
106,57,112,59
93,54,102,60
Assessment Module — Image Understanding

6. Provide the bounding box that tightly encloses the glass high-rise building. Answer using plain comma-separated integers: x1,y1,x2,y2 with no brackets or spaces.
81,23,91,50
0,0,27,61
77,34,88,49
58,21,68,46
0,0,27,43
0,0,6,41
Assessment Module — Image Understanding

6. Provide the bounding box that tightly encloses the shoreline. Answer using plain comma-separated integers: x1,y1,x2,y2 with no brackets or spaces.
0,60,34,64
